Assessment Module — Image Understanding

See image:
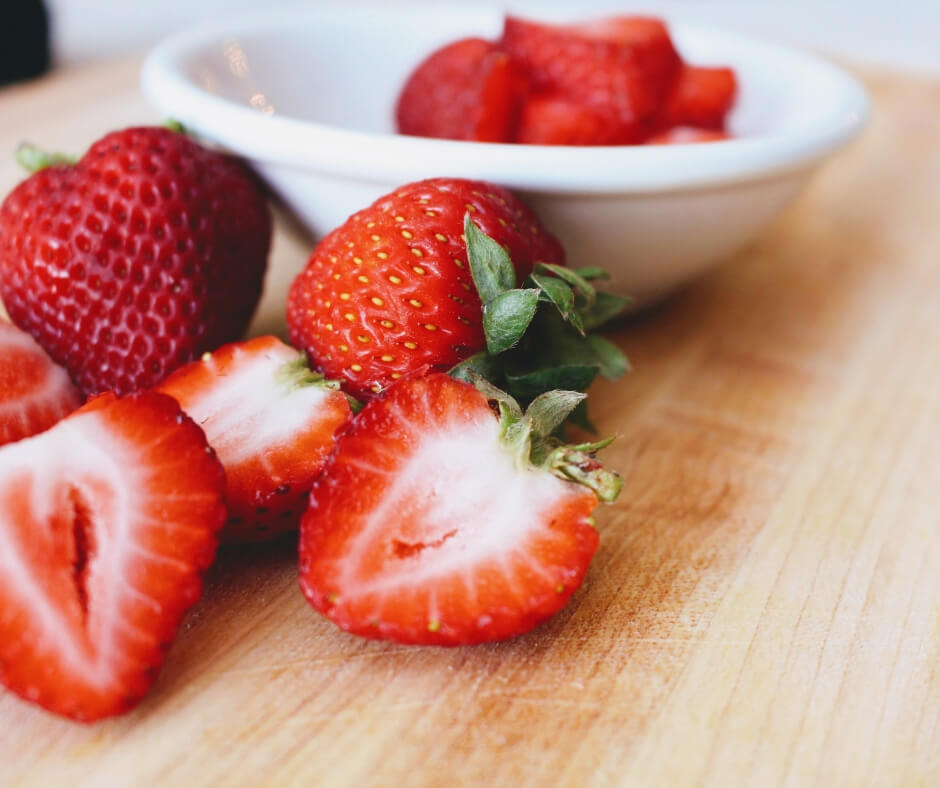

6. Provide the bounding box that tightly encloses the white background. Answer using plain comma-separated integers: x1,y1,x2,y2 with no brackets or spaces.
46,0,940,74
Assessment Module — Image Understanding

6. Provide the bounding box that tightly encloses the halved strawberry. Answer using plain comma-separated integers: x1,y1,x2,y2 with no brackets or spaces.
0,391,226,721
157,336,353,542
660,65,738,131
647,126,732,144
299,373,621,646
396,38,525,142
0,320,82,445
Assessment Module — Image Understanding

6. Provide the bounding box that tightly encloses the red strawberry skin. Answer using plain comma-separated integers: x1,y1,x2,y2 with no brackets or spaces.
299,373,599,646
660,65,738,131
396,38,525,142
0,390,226,721
0,127,272,397
502,16,682,143
287,178,564,400
157,335,353,542
0,321,82,445
516,94,627,146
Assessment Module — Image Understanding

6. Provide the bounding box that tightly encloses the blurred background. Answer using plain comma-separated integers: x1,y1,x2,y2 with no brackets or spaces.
4,0,940,86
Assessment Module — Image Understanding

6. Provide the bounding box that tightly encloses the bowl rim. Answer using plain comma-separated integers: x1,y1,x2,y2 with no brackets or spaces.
140,4,870,194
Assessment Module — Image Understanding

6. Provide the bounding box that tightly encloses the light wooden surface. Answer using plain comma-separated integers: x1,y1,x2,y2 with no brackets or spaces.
0,58,938,788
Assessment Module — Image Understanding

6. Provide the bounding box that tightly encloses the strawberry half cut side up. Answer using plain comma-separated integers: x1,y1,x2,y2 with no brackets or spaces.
0,391,226,721
0,320,82,446
157,336,353,542
299,373,621,646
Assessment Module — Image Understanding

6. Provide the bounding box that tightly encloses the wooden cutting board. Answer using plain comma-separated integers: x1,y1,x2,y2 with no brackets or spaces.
0,58,937,788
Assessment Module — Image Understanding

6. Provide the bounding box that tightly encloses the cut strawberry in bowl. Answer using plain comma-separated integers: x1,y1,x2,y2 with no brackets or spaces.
501,16,659,143
0,390,226,721
142,6,868,305
299,373,621,646
396,37,525,143
659,65,738,131
0,320,82,445
516,94,629,146
157,335,353,542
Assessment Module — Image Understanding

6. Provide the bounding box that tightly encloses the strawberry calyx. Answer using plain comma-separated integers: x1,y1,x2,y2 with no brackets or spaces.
274,350,363,412
470,374,622,503
452,213,631,429
15,143,77,173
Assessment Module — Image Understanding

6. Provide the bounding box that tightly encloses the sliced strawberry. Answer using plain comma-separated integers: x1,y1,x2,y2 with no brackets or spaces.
0,320,82,445
516,94,626,145
0,391,226,721
157,336,353,542
567,16,682,102
660,65,738,131
299,374,621,646
647,126,732,144
396,38,525,142
501,16,681,142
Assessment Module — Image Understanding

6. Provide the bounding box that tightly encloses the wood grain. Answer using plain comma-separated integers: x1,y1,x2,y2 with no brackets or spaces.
0,60,937,787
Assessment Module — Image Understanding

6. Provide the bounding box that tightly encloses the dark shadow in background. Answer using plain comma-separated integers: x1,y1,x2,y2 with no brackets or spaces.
1,0,50,87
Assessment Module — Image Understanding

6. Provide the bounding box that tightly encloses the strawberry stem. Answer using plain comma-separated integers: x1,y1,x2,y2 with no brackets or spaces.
469,376,622,502
15,142,77,173
548,446,623,503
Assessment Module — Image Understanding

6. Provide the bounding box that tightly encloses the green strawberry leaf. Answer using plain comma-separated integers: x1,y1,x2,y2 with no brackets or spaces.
505,364,600,400
467,372,524,421
580,290,632,331
449,352,505,388
586,334,631,379
567,398,598,433
535,262,596,307
483,288,540,354
525,390,587,439
574,266,611,281
465,213,515,303
529,272,585,334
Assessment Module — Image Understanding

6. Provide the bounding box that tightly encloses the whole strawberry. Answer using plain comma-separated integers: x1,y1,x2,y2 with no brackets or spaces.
0,126,271,396
287,177,564,399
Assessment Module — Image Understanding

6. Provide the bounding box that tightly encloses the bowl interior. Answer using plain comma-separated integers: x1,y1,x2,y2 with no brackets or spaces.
173,6,853,141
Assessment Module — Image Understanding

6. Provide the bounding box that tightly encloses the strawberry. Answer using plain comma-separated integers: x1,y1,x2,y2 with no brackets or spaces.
567,16,682,102
287,178,565,400
647,127,732,145
396,38,525,142
0,390,226,721
299,373,621,646
660,65,738,131
501,15,682,143
0,126,272,397
157,335,353,542
0,320,82,445
516,94,626,146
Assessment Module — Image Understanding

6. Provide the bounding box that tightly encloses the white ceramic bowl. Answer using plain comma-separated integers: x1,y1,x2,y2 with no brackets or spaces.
141,5,868,305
